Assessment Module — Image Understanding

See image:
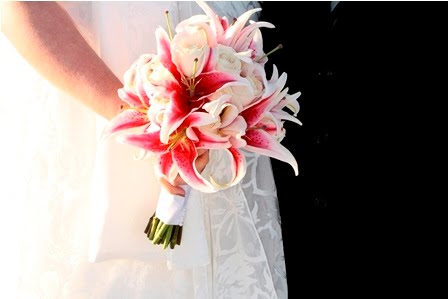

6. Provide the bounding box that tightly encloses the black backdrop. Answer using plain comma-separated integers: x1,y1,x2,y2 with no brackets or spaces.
260,1,447,296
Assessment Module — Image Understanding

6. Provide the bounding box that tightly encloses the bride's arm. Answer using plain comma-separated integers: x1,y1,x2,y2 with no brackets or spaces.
1,1,209,194
1,1,126,120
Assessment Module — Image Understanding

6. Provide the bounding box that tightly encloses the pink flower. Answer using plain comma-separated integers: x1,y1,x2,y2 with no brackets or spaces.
241,66,301,175
104,1,301,194
104,1,303,249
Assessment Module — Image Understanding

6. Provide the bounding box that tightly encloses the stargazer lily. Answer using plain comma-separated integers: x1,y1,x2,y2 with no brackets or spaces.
241,66,301,176
155,27,246,144
117,111,246,193
195,1,274,56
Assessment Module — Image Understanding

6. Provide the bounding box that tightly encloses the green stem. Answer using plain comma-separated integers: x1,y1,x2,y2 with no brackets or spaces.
153,222,168,244
163,226,173,249
148,217,159,241
177,226,183,245
170,226,179,249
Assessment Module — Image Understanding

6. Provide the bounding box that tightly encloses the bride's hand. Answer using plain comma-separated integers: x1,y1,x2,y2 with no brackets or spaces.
159,149,209,196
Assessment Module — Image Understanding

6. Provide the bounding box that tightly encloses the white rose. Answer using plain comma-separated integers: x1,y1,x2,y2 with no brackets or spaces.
203,95,239,129
208,81,255,112
141,56,175,86
245,74,263,99
215,44,242,75
145,86,170,126
147,102,166,126
171,26,208,78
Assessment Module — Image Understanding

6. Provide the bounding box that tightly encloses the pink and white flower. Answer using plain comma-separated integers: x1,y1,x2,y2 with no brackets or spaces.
103,0,302,249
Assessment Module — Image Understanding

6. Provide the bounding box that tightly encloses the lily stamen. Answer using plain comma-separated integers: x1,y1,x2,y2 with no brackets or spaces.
164,10,173,41
168,129,187,150
128,107,148,114
188,58,199,97
256,43,283,62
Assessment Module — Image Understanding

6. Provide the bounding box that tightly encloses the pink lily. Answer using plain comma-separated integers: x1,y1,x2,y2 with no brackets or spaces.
154,27,246,144
196,1,273,55
103,54,172,139
118,110,244,192
241,67,301,175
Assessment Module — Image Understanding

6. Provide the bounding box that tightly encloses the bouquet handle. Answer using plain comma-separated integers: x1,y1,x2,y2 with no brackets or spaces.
144,185,191,249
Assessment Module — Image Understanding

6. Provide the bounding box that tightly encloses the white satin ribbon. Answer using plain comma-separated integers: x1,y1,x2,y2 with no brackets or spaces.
155,186,191,225
166,188,209,270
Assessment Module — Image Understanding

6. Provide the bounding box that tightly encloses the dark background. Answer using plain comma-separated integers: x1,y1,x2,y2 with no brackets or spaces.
260,1,447,296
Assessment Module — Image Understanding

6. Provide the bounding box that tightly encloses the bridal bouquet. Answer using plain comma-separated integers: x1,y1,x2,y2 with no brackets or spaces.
104,1,301,249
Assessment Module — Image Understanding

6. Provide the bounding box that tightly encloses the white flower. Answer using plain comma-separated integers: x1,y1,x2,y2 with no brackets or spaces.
171,26,209,78
140,56,176,86
208,84,252,112
214,44,242,75
201,95,247,148
245,74,263,98
147,103,165,126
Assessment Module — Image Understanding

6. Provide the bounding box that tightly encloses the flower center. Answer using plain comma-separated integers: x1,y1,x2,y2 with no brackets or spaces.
168,129,187,150
128,107,148,114
181,58,202,98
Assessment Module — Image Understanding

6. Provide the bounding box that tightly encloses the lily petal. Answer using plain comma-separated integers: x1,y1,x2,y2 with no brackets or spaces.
119,131,169,154
196,71,243,97
272,110,303,126
210,148,246,189
257,114,280,136
219,104,239,128
184,111,218,128
156,152,178,183
171,138,215,193
241,73,288,126
273,91,301,116
118,88,143,108
243,129,298,175
234,21,275,52
222,8,262,47
155,27,181,81
186,127,199,142
102,109,148,139
202,94,232,116
202,46,218,73
159,91,196,144
240,96,270,128
226,147,247,186
221,116,248,148
193,127,231,149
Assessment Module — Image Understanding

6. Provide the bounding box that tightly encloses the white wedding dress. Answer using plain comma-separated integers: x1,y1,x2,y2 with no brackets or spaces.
0,2,287,298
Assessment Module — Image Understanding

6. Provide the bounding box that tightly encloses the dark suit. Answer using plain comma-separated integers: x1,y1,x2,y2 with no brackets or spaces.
260,1,448,296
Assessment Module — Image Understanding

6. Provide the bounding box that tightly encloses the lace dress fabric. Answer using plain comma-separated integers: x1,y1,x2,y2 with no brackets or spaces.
0,2,287,298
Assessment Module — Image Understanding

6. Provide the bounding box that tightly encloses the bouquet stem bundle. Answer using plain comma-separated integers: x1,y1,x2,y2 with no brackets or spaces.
144,215,183,249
